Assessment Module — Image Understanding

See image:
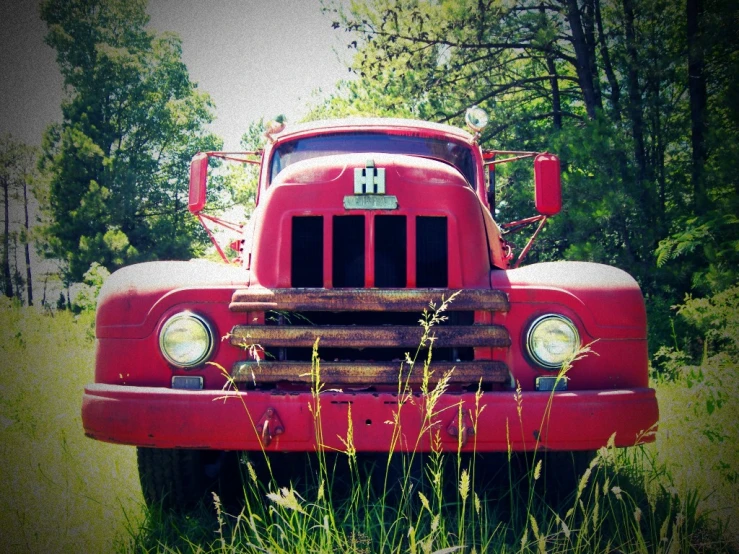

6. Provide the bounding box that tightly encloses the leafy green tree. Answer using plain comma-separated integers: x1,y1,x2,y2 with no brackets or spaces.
229,118,268,211
39,0,222,281
72,261,110,313
321,0,739,354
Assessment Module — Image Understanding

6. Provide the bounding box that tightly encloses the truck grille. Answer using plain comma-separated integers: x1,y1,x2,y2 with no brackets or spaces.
291,216,323,287
333,216,364,287
416,216,448,287
375,215,407,287
229,289,511,387
291,214,449,288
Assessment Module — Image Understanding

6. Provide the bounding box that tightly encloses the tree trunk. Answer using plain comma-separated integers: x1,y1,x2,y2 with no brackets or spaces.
622,0,647,186
22,179,33,306
645,19,667,237
542,6,562,130
687,0,708,215
595,0,621,118
2,176,13,299
565,0,602,118
547,56,563,130
42,273,48,308
582,0,602,108
12,233,22,302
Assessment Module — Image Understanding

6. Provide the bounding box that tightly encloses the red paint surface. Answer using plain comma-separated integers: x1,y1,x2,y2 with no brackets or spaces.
534,153,562,215
83,384,657,451
188,152,208,213
85,118,658,454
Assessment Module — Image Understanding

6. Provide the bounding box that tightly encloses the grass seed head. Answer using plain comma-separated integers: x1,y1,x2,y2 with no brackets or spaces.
659,514,670,541
317,479,325,502
418,491,431,513
459,468,470,501
246,460,258,484
577,466,592,497
266,487,306,514
593,492,600,525
520,525,529,552
529,514,540,539
560,517,571,539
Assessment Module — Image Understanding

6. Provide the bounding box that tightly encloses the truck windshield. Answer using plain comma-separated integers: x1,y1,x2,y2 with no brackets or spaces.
270,132,476,185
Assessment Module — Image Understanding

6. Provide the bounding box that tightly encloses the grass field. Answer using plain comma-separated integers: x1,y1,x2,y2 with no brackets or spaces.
0,303,143,552
0,301,736,552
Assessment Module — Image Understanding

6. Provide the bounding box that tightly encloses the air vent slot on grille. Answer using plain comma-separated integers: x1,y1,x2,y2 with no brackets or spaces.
375,215,407,288
333,216,365,287
292,216,323,287
416,216,448,287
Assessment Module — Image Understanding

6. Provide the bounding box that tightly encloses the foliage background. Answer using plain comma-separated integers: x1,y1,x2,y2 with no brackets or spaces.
314,0,739,359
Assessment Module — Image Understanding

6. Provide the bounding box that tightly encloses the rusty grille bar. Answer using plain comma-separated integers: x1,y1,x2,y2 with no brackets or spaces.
230,288,509,312
230,324,510,349
232,360,508,386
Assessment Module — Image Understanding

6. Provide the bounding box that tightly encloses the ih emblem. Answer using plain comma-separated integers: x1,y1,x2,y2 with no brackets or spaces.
354,160,386,195
345,159,398,210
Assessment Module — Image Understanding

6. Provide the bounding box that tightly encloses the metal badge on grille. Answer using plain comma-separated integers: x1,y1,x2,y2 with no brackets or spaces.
344,160,398,210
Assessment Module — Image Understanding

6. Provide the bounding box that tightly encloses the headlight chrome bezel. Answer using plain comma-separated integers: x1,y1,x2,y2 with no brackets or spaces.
525,314,581,370
159,312,215,369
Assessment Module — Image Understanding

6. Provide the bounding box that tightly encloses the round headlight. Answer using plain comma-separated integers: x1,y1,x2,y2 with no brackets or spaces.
526,314,580,370
159,312,215,368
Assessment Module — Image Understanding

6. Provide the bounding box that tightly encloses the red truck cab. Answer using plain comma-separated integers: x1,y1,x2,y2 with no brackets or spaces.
82,115,658,507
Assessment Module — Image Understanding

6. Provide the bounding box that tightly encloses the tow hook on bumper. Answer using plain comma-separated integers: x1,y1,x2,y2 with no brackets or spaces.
446,409,475,447
258,407,284,446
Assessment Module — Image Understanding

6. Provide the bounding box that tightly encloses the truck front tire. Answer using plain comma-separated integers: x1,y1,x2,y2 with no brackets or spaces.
137,447,239,510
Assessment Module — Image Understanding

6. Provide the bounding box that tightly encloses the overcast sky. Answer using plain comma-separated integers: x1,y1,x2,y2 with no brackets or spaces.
0,0,352,150
0,0,353,289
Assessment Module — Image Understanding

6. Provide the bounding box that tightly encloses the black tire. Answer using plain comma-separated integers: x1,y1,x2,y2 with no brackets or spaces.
137,447,240,511
505,450,596,508
540,450,597,505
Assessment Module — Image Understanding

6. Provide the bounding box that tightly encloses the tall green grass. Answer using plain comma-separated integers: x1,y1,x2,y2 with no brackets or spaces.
0,298,735,552
138,295,736,553
0,299,143,552
649,357,739,546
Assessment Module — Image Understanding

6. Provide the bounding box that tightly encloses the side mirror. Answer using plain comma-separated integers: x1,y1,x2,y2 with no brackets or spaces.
188,152,209,214
534,153,561,216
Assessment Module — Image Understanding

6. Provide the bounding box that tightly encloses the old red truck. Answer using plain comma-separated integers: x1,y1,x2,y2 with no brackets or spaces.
82,112,658,506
